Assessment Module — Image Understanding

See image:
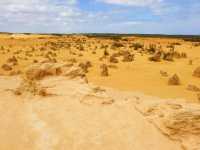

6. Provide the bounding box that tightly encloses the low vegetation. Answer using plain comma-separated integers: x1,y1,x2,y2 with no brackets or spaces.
0,33,199,101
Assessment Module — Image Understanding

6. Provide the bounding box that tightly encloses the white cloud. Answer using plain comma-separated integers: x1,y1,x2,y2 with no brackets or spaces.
0,0,80,32
97,0,168,15
0,0,199,34
98,0,163,7
0,0,115,33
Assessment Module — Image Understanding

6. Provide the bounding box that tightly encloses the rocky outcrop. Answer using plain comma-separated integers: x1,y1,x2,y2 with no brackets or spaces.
134,99,200,150
193,67,200,78
168,74,181,85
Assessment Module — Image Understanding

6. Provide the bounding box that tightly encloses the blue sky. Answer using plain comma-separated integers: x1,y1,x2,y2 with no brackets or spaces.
0,0,199,34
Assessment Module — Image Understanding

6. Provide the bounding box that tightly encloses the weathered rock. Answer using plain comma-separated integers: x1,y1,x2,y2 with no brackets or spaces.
134,99,200,150
25,63,63,80
122,51,134,62
100,64,109,76
168,74,181,85
187,84,200,92
123,54,134,62
188,59,193,65
104,49,109,56
193,66,200,78
14,79,50,97
1,64,12,71
163,52,174,61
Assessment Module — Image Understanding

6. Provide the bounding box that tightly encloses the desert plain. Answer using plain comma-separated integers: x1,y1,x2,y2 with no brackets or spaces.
0,33,200,150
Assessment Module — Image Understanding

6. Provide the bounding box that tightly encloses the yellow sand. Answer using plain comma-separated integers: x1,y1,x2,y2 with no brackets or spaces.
0,33,200,102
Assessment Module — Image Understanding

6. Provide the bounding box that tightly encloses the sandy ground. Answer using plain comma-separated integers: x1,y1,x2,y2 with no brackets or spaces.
0,34,200,101
0,34,200,150
0,75,199,150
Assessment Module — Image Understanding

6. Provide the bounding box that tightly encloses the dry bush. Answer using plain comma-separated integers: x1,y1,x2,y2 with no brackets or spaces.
173,51,187,59
78,53,83,57
122,51,134,62
166,44,175,49
111,42,124,49
163,52,174,61
99,55,106,61
180,52,187,58
78,45,84,51
130,43,144,50
193,42,200,47
78,61,92,73
9,70,21,76
67,58,77,63
111,52,121,57
108,64,118,69
172,42,181,46
168,74,181,85
92,86,106,93
147,44,157,54
0,46,4,50
100,44,107,49
33,59,38,63
14,61,89,96
149,52,161,62
70,51,77,55
148,49,187,62
7,56,18,64
109,55,119,63
92,51,96,54
51,58,58,63
40,58,57,63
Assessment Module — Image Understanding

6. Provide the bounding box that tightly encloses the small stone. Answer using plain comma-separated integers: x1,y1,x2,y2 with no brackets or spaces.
160,70,168,77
